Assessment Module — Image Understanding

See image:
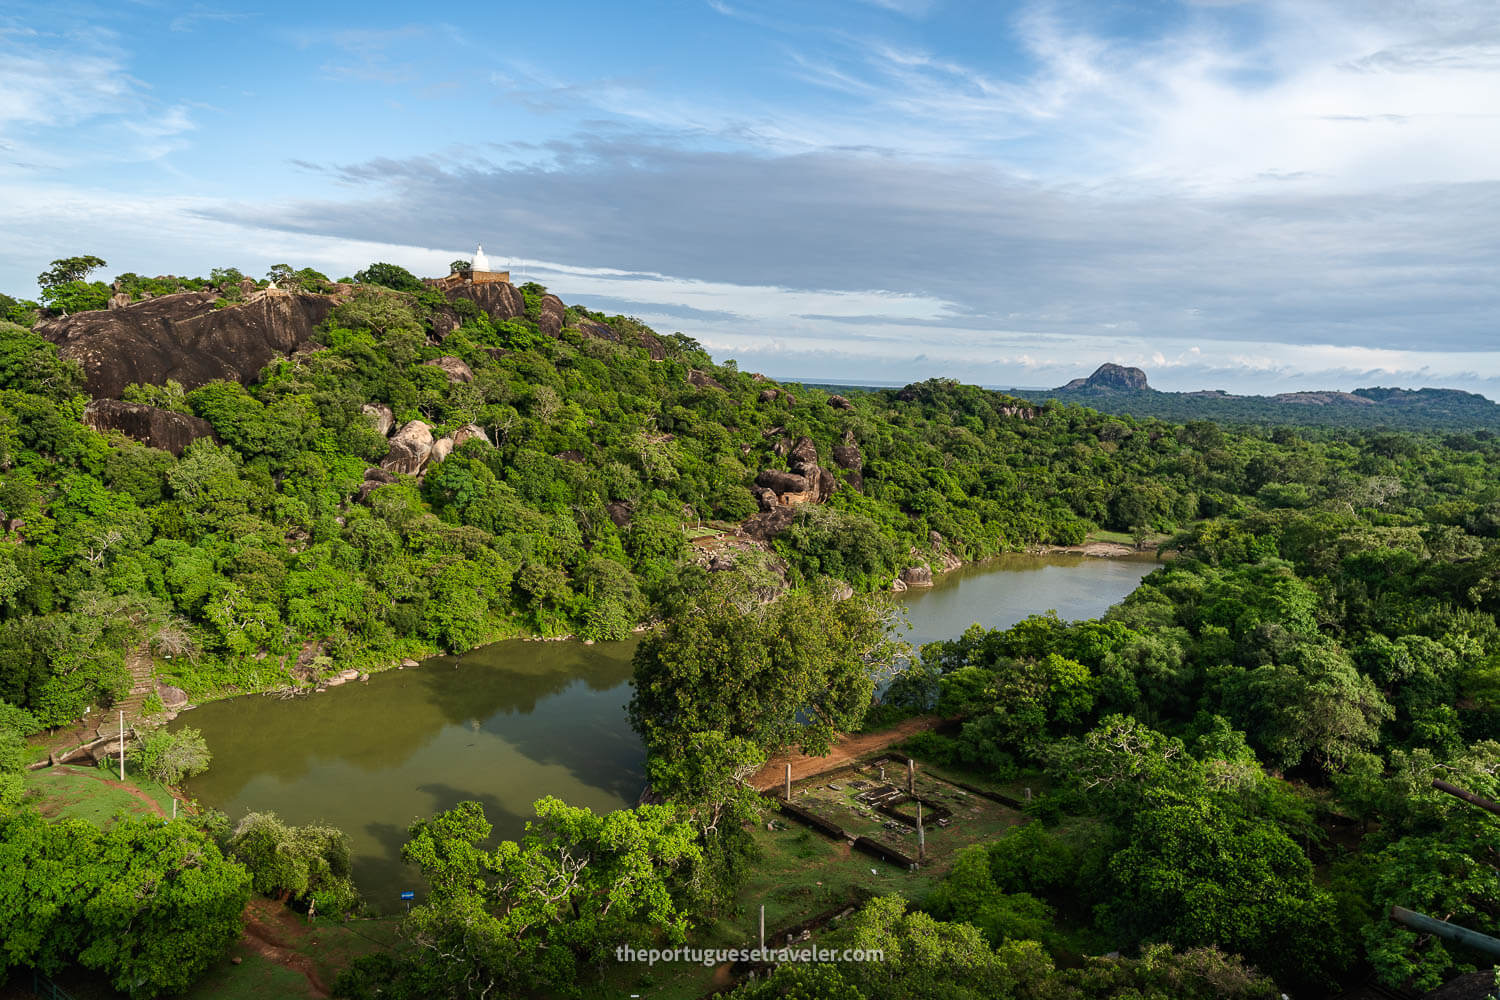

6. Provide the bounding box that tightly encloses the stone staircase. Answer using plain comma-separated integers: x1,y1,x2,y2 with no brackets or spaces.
87,645,156,741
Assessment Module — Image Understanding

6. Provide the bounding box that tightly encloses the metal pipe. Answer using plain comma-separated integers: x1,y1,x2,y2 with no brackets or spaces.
1389,906,1500,960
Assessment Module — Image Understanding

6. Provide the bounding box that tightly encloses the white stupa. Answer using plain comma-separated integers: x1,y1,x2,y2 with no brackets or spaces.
472,244,490,272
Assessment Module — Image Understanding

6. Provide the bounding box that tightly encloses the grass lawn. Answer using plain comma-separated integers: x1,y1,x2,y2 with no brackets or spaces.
583,762,1026,1000
183,900,405,1000
23,765,177,825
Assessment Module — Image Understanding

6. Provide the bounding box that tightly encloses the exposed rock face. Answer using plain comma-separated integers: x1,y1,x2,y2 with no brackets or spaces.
742,506,797,542
453,423,489,448
605,501,633,529
442,281,526,322
357,467,396,503
756,469,810,494
569,317,668,360
758,388,779,403
746,435,837,531
422,356,474,383
82,399,214,456
832,442,862,472
361,403,395,437
687,370,725,391
1058,363,1150,393
1272,391,1374,406
577,319,617,342
38,289,337,398
382,420,434,475
899,566,934,587
788,437,818,469
827,394,854,410
998,405,1037,419
430,437,454,465
539,294,566,338
156,683,189,709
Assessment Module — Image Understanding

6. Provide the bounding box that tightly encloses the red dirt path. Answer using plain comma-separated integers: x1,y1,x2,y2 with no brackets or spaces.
749,715,944,792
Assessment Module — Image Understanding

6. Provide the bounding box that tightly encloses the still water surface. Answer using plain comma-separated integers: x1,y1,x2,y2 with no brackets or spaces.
180,553,1156,905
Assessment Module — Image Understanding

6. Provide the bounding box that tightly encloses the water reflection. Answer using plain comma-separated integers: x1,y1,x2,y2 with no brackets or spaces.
180,554,1157,907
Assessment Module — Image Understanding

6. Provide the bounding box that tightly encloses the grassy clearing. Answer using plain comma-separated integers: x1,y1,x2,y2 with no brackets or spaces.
789,759,1025,858
183,900,405,1000
585,760,1026,1000
23,766,176,825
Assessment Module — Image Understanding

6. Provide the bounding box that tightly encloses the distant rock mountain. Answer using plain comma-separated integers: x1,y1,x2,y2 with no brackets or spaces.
1057,363,1150,393
1048,365,1500,430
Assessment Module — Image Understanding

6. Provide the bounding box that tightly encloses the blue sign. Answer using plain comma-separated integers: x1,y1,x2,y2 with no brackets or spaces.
400,891,415,901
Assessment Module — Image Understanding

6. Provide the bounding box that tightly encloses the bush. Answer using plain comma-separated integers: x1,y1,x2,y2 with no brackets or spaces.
129,726,211,784
353,262,424,293
227,811,359,913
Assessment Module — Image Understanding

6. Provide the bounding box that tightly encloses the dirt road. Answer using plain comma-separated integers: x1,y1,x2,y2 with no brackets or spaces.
749,715,944,792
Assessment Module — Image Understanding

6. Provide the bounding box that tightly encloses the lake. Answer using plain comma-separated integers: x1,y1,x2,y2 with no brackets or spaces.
179,553,1157,906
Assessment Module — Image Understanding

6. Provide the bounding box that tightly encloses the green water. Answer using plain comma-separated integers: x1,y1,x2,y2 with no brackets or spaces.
179,553,1156,906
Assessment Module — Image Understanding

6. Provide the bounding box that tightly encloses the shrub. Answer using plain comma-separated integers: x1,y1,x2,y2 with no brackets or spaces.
129,726,211,784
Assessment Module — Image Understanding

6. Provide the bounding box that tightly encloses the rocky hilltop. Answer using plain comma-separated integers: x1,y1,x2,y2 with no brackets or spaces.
36,276,668,401
1048,364,1500,430
38,288,337,399
1057,363,1150,393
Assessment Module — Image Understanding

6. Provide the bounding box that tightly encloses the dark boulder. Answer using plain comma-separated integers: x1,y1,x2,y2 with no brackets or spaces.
816,467,838,502
788,436,819,472
577,319,618,342
443,281,526,322
756,469,810,494
758,388,778,403
687,370,725,391
743,506,797,542
82,399,214,456
538,294,566,338
38,289,337,398
827,394,854,410
605,501,633,529
832,443,862,471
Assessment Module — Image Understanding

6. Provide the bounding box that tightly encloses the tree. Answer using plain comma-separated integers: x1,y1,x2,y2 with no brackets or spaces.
36,256,106,291
353,262,424,293
1101,789,1343,986
128,725,211,784
340,797,705,998
0,322,84,400
629,579,901,759
449,259,472,274
0,809,250,998
227,812,358,913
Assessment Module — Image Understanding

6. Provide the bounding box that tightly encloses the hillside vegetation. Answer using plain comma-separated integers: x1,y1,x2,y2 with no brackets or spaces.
1,261,1280,724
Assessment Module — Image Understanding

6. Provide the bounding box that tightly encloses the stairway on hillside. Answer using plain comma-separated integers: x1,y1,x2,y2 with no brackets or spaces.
88,645,156,741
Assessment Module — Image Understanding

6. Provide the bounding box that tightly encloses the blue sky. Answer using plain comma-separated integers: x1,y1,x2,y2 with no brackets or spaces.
2,0,1497,394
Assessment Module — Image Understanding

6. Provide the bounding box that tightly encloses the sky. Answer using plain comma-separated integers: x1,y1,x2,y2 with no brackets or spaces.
0,0,1497,395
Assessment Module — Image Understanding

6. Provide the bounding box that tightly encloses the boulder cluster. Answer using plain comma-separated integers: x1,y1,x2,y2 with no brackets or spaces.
742,436,841,541
359,406,489,499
